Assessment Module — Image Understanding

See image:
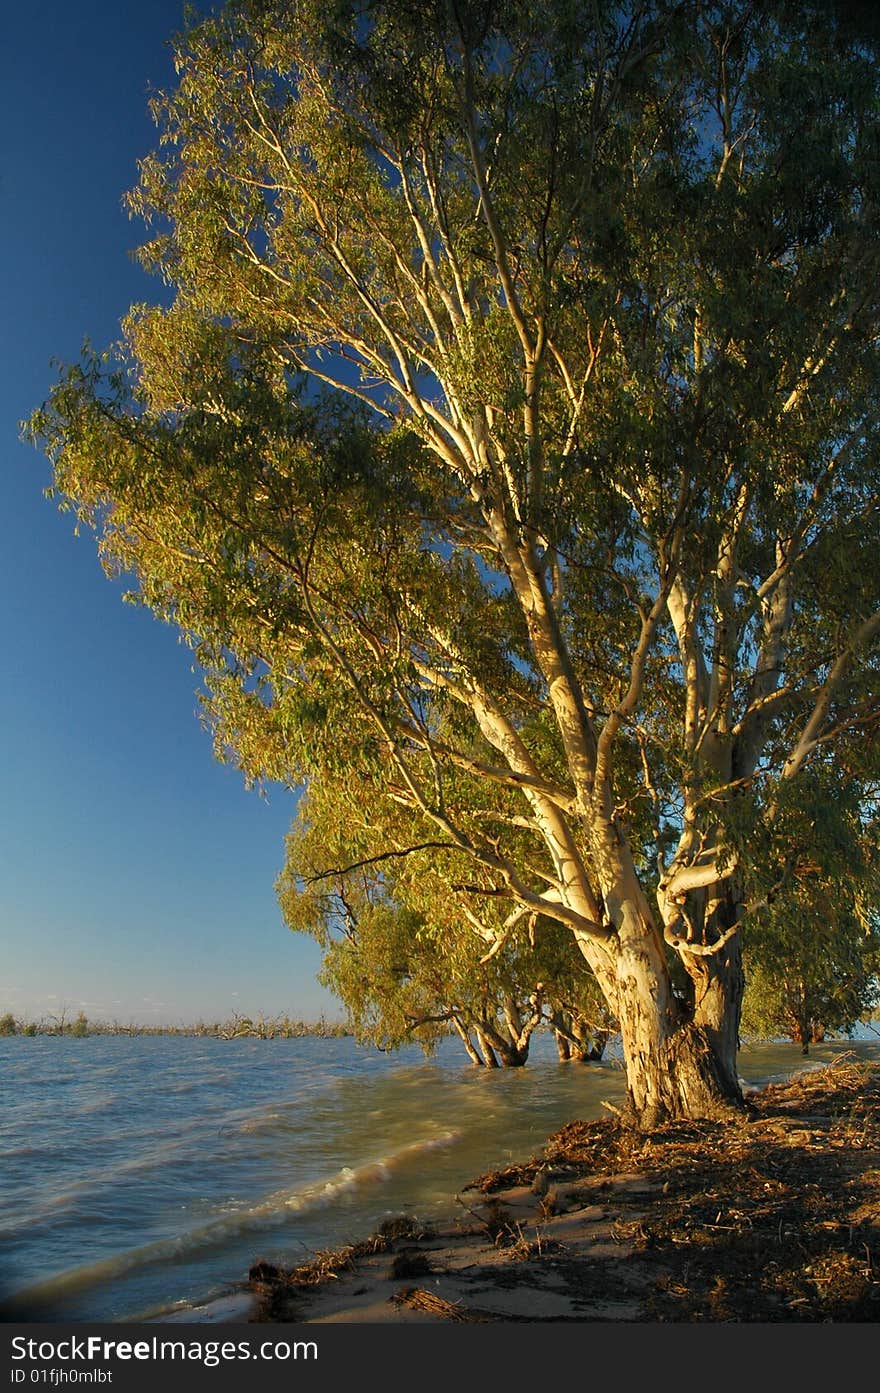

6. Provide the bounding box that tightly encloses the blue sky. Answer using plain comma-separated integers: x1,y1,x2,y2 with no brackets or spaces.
0,0,340,1026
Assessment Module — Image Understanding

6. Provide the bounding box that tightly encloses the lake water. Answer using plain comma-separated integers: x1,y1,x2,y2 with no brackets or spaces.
2,1031,878,1323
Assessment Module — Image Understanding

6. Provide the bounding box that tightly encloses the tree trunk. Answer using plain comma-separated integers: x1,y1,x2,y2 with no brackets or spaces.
475,1027,499,1068
686,884,746,1100
550,1012,608,1062
451,1017,483,1066
582,860,746,1129
577,1030,608,1062
793,979,811,1054
477,1014,530,1066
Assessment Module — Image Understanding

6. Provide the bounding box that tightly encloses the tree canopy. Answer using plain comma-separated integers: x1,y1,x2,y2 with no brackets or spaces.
29,0,880,1125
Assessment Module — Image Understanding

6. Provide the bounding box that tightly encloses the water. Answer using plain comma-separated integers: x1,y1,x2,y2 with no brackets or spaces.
1,1031,877,1323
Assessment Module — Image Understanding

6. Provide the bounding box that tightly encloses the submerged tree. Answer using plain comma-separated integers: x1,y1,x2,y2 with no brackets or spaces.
278,772,614,1065
29,0,880,1125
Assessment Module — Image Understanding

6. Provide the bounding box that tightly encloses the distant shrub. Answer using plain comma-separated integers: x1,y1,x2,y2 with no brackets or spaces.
0,1013,17,1036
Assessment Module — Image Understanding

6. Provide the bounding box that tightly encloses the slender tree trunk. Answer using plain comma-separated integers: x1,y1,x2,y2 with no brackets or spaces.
451,1017,483,1066
793,979,811,1054
475,1027,499,1068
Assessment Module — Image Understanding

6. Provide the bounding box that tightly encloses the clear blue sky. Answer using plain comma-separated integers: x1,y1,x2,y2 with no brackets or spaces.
0,0,341,1026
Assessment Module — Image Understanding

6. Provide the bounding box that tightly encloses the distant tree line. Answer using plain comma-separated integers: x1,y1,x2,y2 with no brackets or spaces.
0,1010,350,1039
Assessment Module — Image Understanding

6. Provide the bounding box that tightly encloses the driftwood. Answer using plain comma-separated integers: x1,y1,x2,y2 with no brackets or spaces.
389,1288,492,1322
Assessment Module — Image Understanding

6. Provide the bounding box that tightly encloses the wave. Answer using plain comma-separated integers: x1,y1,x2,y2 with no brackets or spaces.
0,1144,57,1161
0,1136,217,1233
0,1095,357,1232
232,1112,287,1135
0,1128,461,1314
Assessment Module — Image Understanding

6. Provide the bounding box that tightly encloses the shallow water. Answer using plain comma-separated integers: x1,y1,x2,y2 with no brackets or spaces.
1,1031,877,1322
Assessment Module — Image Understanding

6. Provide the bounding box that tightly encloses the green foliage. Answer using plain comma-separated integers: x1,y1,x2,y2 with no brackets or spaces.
733,760,880,1046
742,898,880,1048
0,1013,17,1036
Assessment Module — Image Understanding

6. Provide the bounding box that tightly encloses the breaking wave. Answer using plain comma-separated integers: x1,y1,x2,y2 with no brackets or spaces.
0,1129,460,1313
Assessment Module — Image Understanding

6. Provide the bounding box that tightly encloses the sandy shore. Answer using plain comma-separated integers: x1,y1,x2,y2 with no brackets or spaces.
255,1175,663,1323
160,1175,650,1324
156,1055,880,1325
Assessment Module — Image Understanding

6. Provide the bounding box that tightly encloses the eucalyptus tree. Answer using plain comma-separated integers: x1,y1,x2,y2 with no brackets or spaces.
30,0,880,1125
742,905,880,1054
741,785,880,1051
277,773,614,1065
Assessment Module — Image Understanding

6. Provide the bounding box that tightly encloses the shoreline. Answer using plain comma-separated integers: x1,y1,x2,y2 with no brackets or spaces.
161,1053,880,1324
